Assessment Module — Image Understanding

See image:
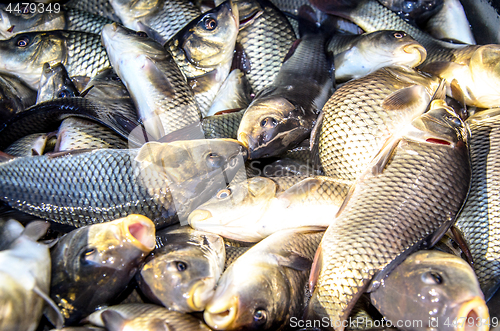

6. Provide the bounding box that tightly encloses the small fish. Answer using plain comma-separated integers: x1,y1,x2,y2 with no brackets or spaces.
189,176,349,242
204,228,323,330
370,250,489,331
36,62,80,104
87,303,212,331
137,226,225,312
50,215,156,324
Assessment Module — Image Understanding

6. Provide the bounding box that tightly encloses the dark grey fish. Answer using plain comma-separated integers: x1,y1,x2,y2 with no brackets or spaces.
307,102,470,330
457,0,500,45
0,139,247,228
36,62,80,104
65,0,122,23
0,72,36,125
50,215,156,324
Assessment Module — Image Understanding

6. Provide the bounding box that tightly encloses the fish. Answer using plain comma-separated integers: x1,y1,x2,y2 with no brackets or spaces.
0,139,247,227
0,5,114,39
166,0,240,116
457,0,500,45
455,108,500,300
316,66,441,181
0,72,37,125
54,117,128,152
87,303,212,331
65,0,122,23
232,0,297,93
50,214,156,324
0,219,63,331
238,32,334,159
202,109,245,139
224,245,249,270
0,30,110,89
137,226,225,312
421,44,500,108
328,30,427,81
4,132,55,156
189,176,349,242
36,63,80,104
306,100,470,331
424,0,476,45
204,228,324,330
206,69,253,117
109,0,201,45
101,23,202,140
370,250,489,331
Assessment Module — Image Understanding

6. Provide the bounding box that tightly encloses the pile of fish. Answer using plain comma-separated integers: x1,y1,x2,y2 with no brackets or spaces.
0,0,500,330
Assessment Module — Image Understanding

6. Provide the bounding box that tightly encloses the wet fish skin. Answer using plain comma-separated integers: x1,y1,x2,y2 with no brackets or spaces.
425,0,475,45
0,6,114,39
88,303,212,331
109,0,200,45
4,132,53,156
455,108,500,300
189,176,349,242
0,139,247,228
101,23,202,140
0,30,110,89
50,215,156,324
207,69,253,117
36,62,79,104
238,32,334,159
202,109,245,139
318,66,440,181
65,0,122,23
166,0,239,116
234,0,297,93
204,229,324,330
0,72,37,125
307,103,470,331
370,250,489,331
138,226,225,312
329,30,427,81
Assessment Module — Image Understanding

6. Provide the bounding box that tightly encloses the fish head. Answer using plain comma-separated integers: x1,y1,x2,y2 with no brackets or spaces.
204,263,289,330
468,45,500,105
238,95,312,159
174,0,239,68
108,0,160,28
138,229,225,312
84,67,130,98
0,31,66,89
371,251,489,331
135,139,247,221
50,215,155,322
38,62,78,101
0,6,63,39
188,176,277,241
375,30,427,66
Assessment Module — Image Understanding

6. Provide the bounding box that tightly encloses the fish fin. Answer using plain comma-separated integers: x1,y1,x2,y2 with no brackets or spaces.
35,285,64,329
213,108,244,116
101,310,128,330
142,56,176,98
308,243,322,292
157,122,205,142
420,61,461,75
449,225,474,267
276,178,324,205
335,180,356,217
433,78,447,101
188,70,219,94
71,76,90,92
369,135,400,176
137,21,166,45
382,85,427,110
273,251,313,271
46,148,95,158
310,110,324,171
231,42,251,74
450,79,468,120
22,221,49,241
135,141,166,164
283,39,302,63
0,151,15,162
79,84,94,98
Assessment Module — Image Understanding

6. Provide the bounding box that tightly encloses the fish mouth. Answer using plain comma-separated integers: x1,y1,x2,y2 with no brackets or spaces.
403,43,427,66
455,297,489,331
188,209,213,226
204,295,238,330
186,279,216,311
122,214,156,252
237,132,251,155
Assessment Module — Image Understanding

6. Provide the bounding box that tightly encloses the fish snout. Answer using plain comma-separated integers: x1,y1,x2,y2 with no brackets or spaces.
204,295,239,330
188,209,213,226
122,214,156,252
455,296,489,331
187,278,217,311
403,43,427,66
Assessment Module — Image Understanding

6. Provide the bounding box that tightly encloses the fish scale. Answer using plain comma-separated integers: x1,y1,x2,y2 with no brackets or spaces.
237,2,296,93
308,138,470,330
202,111,244,139
65,8,115,35
319,67,439,181
65,32,110,79
65,0,122,23
0,149,173,228
456,109,500,299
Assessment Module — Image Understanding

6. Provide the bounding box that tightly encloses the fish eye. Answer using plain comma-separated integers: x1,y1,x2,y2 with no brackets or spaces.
260,117,278,128
393,32,405,39
206,152,223,168
421,271,443,285
203,17,217,30
176,261,188,272
80,247,97,265
16,35,30,47
253,309,267,324
217,188,231,199
136,31,148,38
58,89,70,98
